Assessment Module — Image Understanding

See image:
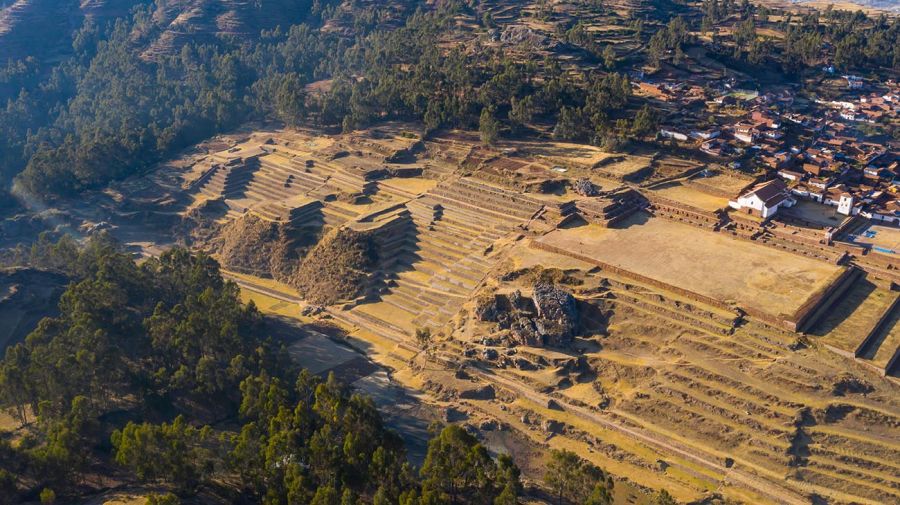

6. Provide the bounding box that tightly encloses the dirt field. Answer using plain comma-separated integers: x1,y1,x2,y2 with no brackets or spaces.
812,277,893,351
866,304,900,367
537,213,843,317
508,139,619,168
598,156,653,180
353,369,436,465
648,181,729,212
787,200,845,228
287,332,361,375
688,171,753,196
379,177,438,195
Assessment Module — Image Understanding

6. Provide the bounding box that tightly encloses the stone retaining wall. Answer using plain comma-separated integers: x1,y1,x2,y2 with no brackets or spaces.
855,293,900,360
532,239,851,332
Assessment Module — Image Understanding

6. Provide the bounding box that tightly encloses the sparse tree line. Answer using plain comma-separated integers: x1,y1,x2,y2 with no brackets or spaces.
0,0,655,199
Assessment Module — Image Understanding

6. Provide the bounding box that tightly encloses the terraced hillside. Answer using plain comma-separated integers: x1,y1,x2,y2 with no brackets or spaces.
446,247,900,505
0,0,76,60
102,125,900,505
141,0,311,59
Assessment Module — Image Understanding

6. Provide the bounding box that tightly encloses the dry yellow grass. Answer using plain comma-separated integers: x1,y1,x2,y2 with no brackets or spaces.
598,157,653,179
379,177,438,195
512,396,717,501
224,270,298,297
688,171,753,195
239,290,299,317
354,302,419,332
538,214,843,317
507,139,618,168
648,182,729,212
815,279,893,353
0,409,21,432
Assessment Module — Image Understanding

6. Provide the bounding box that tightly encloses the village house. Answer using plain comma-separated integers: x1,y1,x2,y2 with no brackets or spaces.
729,179,796,218
808,176,833,190
823,186,856,215
860,196,900,223
690,128,720,141
701,139,728,156
660,128,688,141
733,123,757,144
778,169,803,182
751,110,782,129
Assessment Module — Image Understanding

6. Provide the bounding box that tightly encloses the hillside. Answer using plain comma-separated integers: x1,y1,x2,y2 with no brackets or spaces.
140,0,314,59
0,0,77,60
0,0,322,62
1,0,900,504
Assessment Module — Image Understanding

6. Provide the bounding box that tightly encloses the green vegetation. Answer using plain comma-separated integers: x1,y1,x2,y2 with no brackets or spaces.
0,1,640,198
2,0,897,199
544,449,612,505
0,236,530,503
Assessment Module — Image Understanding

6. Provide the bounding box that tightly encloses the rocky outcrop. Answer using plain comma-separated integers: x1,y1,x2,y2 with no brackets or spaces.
216,213,299,279
573,178,600,197
475,282,580,348
290,227,377,305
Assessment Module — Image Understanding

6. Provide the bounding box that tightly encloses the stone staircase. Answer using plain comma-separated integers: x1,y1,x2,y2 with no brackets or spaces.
323,164,381,195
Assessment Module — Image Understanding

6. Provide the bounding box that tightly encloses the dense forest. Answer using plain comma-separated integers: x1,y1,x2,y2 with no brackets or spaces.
1,0,898,198
0,235,522,503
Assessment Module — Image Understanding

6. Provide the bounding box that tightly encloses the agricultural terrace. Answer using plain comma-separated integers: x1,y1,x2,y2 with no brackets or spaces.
646,181,729,212
537,213,843,318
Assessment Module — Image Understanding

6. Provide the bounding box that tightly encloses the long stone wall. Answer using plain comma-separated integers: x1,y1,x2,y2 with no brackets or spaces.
855,293,900,360
791,267,859,333
531,239,852,332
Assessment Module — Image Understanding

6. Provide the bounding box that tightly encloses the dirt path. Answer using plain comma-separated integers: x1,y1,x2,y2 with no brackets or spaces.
224,273,302,303
471,365,811,505
228,263,815,504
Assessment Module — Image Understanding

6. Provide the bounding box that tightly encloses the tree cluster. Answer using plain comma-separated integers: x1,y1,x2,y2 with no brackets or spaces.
0,236,523,504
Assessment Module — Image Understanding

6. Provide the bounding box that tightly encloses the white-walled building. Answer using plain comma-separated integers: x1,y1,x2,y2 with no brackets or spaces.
729,179,796,219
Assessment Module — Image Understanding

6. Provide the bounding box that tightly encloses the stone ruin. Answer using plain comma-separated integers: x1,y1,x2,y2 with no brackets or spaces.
573,178,600,197
475,282,579,348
